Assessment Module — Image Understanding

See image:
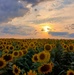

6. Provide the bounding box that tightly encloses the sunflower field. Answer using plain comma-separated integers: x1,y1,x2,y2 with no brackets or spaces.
0,39,74,75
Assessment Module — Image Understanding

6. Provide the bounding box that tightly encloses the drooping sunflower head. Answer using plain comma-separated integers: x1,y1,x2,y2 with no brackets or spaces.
67,69,74,75
38,63,52,74
2,54,13,62
0,58,7,69
27,70,37,75
32,54,38,62
12,64,21,75
44,44,52,52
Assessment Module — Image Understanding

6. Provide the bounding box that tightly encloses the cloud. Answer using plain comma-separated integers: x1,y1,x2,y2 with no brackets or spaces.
0,24,36,35
68,33,74,38
48,31,69,36
0,0,28,23
28,16,69,24
48,31,74,38
22,0,54,6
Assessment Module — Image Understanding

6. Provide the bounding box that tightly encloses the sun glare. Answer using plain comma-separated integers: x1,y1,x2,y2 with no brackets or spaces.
43,26,51,32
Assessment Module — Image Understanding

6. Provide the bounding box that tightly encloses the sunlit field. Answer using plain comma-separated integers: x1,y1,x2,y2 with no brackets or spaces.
0,39,74,75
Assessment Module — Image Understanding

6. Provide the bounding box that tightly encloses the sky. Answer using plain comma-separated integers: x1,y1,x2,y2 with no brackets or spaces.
0,0,74,39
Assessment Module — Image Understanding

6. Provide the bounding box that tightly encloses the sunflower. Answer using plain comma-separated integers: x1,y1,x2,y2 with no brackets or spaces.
37,51,50,63
2,54,13,62
14,45,20,50
0,40,3,45
44,44,52,52
0,58,6,69
9,45,14,51
22,49,28,56
3,41,7,45
12,51,19,58
29,42,35,49
67,69,74,75
32,54,38,62
38,63,52,74
18,50,23,57
0,45,4,50
50,61,54,68
67,44,74,52
27,70,37,75
5,45,10,50
13,64,21,75
2,49,9,54
62,44,68,50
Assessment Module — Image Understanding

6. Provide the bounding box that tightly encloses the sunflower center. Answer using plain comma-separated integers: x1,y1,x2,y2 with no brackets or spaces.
40,53,45,60
64,45,67,48
14,67,19,73
45,45,51,51
10,46,13,50
3,55,12,61
0,46,2,49
41,64,50,72
0,61,3,66
69,46,73,50
14,52,18,56
69,72,74,75
34,56,38,61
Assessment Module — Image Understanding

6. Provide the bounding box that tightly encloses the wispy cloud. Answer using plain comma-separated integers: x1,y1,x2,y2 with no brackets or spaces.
0,24,36,35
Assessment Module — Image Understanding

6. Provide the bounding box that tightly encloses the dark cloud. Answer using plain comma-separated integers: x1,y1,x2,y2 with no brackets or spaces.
0,0,28,23
68,33,74,38
48,31,68,36
48,31,74,38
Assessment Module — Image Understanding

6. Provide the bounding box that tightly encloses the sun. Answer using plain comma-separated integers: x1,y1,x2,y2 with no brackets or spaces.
43,26,51,32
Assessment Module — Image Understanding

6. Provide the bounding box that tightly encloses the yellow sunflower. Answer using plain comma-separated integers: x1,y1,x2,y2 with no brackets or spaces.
0,45,4,50
32,54,38,62
50,61,54,68
67,69,74,75
12,64,21,75
27,70,37,75
22,49,28,56
12,51,19,58
18,50,23,57
37,51,50,63
62,44,68,50
9,45,14,51
67,44,74,52
2,49,9,54
38,63,52,74
2,54,13,62
29,42,35,49
0,58,6,69
44,44,52,52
